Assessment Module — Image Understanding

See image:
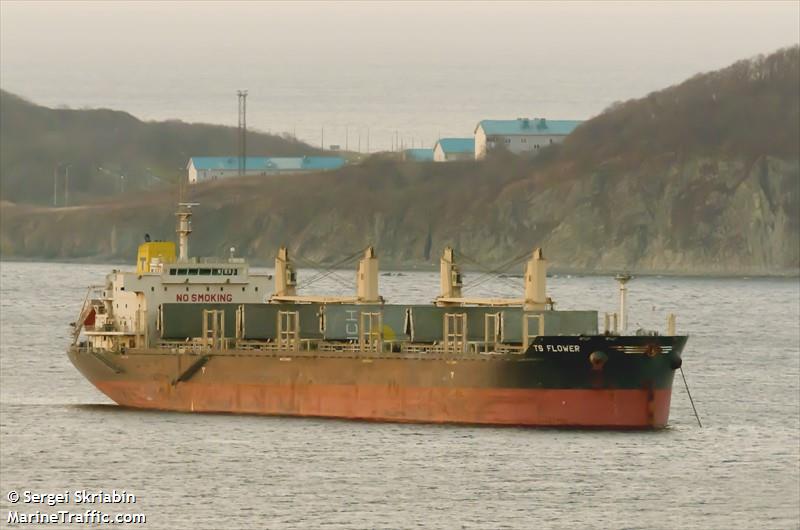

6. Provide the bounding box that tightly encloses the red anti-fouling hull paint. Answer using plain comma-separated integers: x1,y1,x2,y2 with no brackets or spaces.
94,380,673,428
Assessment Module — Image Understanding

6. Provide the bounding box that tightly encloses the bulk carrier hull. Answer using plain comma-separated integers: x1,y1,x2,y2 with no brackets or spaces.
68,335,686,429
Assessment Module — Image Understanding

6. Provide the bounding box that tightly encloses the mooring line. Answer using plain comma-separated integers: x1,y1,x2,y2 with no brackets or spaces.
680,366,702,428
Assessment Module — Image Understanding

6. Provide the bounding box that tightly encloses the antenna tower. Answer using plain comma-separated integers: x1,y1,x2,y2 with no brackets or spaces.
237,90,248,177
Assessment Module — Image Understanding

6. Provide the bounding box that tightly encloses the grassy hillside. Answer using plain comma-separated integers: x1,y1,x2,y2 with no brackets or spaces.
558,46,799,170
1,46,798,275
0,90,321,204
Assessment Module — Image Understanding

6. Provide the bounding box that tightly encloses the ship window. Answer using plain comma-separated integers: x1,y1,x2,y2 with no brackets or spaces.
188,268,198,275
212,268,220,275
255,286,258,292
200,268,211,276
177,268,188,275
163,287,167,292
169,269,177,275
220,287,224,291
242,287,245,292
206,286,210,291
151,287,155,292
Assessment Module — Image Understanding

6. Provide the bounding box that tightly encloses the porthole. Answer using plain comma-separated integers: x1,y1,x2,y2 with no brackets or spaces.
185,287,189,292
242,287,245,292
151,287,155,292
206,286,210,292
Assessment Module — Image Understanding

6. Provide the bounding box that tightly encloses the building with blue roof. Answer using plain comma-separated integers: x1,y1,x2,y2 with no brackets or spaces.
402,148,434,162
474,118,582,159
433,138,475,162
187,156,346,183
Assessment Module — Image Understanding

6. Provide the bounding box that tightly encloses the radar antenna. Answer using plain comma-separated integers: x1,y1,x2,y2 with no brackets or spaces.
176,202,199,261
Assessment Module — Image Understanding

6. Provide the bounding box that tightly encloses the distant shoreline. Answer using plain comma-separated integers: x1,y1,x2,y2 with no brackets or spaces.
1,256,797,279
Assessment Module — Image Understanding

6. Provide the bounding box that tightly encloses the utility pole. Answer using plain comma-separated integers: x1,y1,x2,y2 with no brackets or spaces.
53,164,59,207
358,130,361,153
345,126,349,152
321,127,324,150
367,128,370,154
64,164,71,206
178,167,186,204
237,90,248,177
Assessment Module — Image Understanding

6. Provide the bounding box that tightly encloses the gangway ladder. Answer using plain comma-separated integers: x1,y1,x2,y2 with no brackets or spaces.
277,310,300,351
359,312,383,353
71,285,101,345
202,309,226,350
483,312,502,353
443,313,467,354
522,313,545,351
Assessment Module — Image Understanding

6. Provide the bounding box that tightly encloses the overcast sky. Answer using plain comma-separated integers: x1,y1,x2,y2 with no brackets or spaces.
3,1,797,68
1,1,797,147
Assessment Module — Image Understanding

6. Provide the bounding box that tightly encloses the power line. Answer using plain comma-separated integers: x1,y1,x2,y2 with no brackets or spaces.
460,249,531,293
292,247,367,291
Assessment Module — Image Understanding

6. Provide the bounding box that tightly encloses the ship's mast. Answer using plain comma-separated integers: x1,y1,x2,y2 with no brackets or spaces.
523,248,547,311
274,246,297,297
176,202,199,261
356,246,380,303
615,272,632,333
438,246,463,301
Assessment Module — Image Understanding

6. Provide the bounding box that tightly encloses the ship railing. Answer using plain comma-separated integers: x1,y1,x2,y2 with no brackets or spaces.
158,338,233,354
153,338,528,357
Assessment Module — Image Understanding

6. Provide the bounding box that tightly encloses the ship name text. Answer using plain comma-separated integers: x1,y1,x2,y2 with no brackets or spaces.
528,344,581,353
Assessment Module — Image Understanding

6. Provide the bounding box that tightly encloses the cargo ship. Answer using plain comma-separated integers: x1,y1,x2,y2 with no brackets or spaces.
67,204,687,428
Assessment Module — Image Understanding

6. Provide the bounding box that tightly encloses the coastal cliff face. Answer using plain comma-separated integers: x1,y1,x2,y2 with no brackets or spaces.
1,154,797,275
1,47,798,275
512,156,798,274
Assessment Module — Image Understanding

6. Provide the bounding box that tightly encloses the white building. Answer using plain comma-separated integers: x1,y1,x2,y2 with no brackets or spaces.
187,156,346,184
473,118,582,159
432,138,475,162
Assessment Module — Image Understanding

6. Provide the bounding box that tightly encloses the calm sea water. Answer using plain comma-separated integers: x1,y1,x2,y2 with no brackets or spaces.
0,261,798,529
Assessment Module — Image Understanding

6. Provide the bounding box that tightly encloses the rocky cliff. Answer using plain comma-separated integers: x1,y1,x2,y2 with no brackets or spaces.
1,153,797,275
1,47,798,275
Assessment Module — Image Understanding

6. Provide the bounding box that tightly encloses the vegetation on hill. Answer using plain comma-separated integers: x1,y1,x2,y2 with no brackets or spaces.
1,46,798,275
558,46,799,171
0,90,321,205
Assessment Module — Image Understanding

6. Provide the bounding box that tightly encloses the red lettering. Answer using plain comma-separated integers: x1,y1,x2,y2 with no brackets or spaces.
176,293,233,303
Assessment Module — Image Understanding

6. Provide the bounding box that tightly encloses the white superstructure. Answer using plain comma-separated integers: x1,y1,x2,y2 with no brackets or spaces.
74,205,272,351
